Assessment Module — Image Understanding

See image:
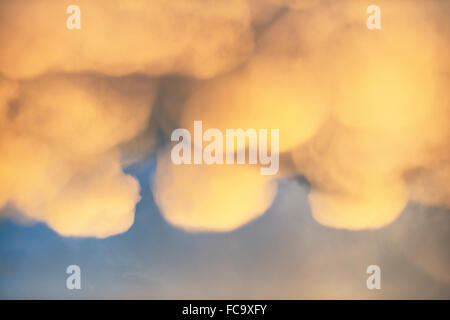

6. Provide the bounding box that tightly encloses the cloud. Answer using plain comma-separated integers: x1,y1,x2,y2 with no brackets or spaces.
407,162,450,209
152,151,277,232
181,55,329,153
267,0,320,10
0,74,157,237
287,0,449,229
151,0,449,231
0,0,448,236
0,0,254,79
149,0,448,231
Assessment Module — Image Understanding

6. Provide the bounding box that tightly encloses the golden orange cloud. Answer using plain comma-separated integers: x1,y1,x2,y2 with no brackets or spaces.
152,151,277,232
0,0,448,236
0,75,157,237
0,0,253,79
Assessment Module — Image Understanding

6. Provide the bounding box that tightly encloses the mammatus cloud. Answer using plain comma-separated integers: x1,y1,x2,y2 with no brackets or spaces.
181,55,328,153
154,0,448,231
153,152,277,232
288,0,449,229
0,0,448,237
0,75,157,237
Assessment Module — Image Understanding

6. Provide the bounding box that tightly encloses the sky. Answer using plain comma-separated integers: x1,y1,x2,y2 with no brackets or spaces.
0,0,449,299
1,168,449,299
